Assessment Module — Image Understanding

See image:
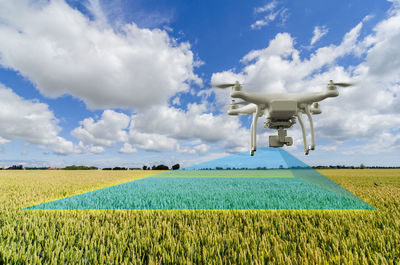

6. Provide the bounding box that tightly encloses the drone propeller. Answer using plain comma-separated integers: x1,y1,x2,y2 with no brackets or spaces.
333,82,353,87
214,83,237,89
328,80,354,87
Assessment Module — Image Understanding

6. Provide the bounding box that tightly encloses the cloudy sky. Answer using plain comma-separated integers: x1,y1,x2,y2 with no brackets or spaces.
0,0,399,168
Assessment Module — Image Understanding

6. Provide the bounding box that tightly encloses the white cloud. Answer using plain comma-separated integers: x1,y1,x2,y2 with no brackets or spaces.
0,83,76,154
177,142,210,155
131,104,243,141
127,103,249,153
129,102,251,154
212,23,362,98
212,5,400,154
85,0,108,27
71,102,251,155
359,9,400,82
89,145,105,154
255,1,278,13
310,25,329,45
0,137,9,145
388,0,400,10
76,141,105,154
127,131,178,152
194,143,211,154
251,1,289,30
0,0,201,110
119,143,138,154
71,110,130,147
171,96,181,106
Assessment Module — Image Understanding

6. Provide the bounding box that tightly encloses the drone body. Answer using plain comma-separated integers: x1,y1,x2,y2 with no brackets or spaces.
216,80,351,155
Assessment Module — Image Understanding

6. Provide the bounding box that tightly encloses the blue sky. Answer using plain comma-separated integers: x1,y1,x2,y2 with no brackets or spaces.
0,0,399,168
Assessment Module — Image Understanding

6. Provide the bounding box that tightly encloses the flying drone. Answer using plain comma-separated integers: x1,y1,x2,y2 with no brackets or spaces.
214,80,352,156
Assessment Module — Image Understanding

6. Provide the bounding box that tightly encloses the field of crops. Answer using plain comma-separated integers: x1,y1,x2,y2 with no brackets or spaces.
26,170,371,210
1,169,399,264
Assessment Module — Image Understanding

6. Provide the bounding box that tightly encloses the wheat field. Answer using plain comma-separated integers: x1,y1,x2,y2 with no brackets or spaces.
0,169,399,264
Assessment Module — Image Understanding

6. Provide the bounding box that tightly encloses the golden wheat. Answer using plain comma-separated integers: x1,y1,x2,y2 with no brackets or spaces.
0,169,399,264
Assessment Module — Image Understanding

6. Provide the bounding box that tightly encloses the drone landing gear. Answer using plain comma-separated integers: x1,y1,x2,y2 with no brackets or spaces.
297,106,316,155
250,106,261,156
304,106,315,151
297,113,310,155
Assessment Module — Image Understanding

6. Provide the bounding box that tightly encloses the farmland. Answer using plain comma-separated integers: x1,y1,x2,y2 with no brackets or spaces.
1,169,399,264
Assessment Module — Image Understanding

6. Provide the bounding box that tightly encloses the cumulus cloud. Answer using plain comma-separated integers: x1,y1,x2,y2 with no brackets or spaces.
76,141,105,154
131,103,241,141
212,22,362,96
71,103,251,155
251,1,289,30
212,7,400,154
129,133,177,152
119,143,138,154
89,145,105,154
310,26,329,45
0,0,201,110
71,110,130,147
0,83,76,154
129,102,251,153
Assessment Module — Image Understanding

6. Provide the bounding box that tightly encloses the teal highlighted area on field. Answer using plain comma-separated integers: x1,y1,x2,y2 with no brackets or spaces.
26,148,374,210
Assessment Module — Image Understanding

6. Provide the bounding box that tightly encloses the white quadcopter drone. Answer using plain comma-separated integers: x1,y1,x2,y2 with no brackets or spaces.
214,80,352,156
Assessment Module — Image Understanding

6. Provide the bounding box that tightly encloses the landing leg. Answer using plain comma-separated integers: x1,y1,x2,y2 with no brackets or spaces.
253,113,258,152
250,120,254,154
304,106,315,150
297,113,309,155
250,107,260,156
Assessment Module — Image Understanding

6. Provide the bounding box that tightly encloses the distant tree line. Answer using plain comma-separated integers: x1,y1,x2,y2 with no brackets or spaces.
102,164,180,170
25,167,51,170
142,164,180,170
312,164,373,169
63,165,98,170
3,165,24,170
0,164,181,170
189,164,400,170
3,163,399,170
195,166,290,170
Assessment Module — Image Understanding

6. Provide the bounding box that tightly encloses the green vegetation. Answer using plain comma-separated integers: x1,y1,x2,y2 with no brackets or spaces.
27,177,371,210
0,169,399,264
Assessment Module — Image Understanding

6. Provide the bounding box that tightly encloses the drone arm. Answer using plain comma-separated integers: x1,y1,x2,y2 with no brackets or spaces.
304,105,315,150
298,90,339,105
296,112,309,155
228,103,257,116
238,104,257,114
231,91,270,107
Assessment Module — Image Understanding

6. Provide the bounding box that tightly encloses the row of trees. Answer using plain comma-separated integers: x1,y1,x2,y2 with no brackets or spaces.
312,164,368,169
0,164,181,170
142,164,180,170
64,164,180,170
4,163,400,170
63,164,180,170
64,165,98,170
